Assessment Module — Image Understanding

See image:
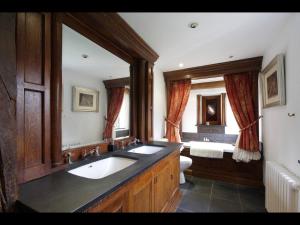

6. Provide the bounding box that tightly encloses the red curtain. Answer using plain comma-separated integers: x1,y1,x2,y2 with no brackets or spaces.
103,87,125,140
166,79,191,143
224,72,259,152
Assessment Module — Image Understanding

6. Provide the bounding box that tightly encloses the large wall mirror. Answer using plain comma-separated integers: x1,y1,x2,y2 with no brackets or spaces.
61,24,130,151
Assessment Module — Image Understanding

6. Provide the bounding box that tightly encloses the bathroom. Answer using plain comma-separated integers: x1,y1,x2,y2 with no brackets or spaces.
1,12,300,214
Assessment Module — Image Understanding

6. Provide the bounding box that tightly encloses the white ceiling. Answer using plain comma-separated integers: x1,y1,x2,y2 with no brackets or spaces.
62,25,129,80
119,13,292,72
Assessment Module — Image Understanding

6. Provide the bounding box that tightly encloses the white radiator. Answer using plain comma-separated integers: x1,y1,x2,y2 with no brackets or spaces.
266,161,300,212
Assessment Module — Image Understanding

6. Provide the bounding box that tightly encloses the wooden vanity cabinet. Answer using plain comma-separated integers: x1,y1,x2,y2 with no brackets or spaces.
170,151,180,197
87,186,129,212
128,170,153,212
86,150,181,213
152,160,172,212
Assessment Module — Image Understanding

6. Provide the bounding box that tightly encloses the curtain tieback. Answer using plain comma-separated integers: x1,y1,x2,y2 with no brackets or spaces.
240,115,263,132
165,118,179,129
104,116,113,125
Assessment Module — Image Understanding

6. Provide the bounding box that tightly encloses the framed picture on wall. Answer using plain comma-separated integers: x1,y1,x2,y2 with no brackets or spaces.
260,54,285,108
72,86,99,112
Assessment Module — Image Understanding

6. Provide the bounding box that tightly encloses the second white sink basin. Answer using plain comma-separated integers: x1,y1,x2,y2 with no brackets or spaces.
68,157,137,179
128,145,163,154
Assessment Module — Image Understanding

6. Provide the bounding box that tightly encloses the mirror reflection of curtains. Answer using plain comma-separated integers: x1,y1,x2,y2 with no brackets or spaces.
103,87,125,140
103,77,130,140
115,88,130,131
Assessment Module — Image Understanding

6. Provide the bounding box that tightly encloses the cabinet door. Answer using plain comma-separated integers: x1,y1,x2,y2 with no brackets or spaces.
16,12,52,183
128,170,153,212
87,188,129,212
170,151,180,197
153,161,172,212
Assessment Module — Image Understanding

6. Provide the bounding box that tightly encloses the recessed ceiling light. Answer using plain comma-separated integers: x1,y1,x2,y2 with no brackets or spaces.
179,63,184,68
82,54,88,59
189,22,198,29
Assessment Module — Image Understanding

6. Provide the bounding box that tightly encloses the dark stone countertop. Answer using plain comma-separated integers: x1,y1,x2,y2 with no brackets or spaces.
17,141,182,212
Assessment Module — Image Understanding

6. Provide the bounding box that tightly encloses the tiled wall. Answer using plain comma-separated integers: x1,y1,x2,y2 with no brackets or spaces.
182,132,238,144
197,125,225,134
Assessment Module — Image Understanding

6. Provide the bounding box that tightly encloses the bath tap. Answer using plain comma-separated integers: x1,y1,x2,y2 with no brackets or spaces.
203,137,210,142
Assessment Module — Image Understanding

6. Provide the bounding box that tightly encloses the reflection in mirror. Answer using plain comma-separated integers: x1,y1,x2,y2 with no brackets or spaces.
61,24,130,151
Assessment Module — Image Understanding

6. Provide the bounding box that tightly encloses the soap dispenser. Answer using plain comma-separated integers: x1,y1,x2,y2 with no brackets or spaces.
108,138,117,152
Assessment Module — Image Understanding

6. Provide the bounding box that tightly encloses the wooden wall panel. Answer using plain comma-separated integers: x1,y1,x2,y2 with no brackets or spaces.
24,13,45,85
17,13,51,183
24,91,43,168
181,148,263,187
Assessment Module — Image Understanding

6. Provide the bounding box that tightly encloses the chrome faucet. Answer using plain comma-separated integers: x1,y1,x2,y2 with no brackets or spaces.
203,137,210,142
66,152,73,164
129,138,140,146
120,140,125,150
82,147,100,160
95,146,100,156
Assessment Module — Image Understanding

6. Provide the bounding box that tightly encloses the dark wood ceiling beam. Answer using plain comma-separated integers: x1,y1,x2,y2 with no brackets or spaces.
163,56,263,82
191,80,225,90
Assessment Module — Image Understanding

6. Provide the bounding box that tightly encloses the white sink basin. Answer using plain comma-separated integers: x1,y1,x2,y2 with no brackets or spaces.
128,145,163,154
68,157,137,179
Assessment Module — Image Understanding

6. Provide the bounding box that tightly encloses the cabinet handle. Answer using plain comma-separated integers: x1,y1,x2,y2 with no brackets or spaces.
170,174,173,180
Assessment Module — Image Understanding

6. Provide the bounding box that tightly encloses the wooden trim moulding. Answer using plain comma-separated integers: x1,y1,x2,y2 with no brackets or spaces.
163,56,263,82
191,80,225,90
64,13,159,64
103,77,130,89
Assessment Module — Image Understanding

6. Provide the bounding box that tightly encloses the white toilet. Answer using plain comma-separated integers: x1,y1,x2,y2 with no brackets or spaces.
179,156,192,184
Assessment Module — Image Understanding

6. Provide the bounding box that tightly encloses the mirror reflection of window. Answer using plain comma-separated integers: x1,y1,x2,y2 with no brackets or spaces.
61,24,130,151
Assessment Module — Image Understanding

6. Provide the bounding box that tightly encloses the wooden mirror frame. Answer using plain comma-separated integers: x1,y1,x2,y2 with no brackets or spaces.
51,13,158,167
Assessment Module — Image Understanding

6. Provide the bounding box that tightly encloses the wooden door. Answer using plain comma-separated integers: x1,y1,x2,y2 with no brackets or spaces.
170,152,180,197
153,160,172,212
128,170,153,212
16,13,52,183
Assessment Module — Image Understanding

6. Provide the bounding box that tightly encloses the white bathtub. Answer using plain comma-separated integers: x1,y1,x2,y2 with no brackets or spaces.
182,141,235,153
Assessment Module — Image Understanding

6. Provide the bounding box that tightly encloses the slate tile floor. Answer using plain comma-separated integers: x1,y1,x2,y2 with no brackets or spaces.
176,175,266,212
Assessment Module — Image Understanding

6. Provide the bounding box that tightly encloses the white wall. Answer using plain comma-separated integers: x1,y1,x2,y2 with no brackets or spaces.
261,14,300,178
153,66,167,140
182,87,239,134
62,68,107,148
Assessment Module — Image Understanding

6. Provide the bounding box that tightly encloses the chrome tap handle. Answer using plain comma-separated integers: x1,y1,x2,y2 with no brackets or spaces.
67,152,73,164
120,141,125,150
95,146,100,156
